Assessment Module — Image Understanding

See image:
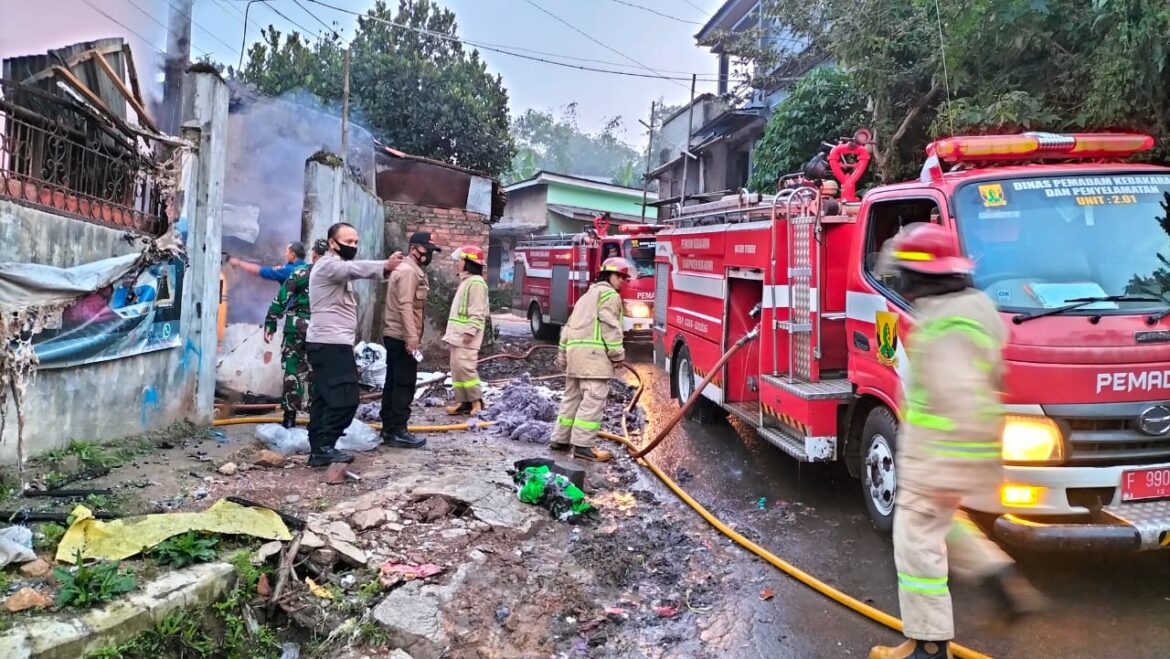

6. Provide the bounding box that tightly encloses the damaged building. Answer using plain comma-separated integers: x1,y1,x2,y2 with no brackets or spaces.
0,39,227,465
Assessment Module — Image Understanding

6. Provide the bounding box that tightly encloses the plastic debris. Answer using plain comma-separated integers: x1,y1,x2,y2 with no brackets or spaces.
306,577,334,599
0,526,36,567
757,497,767,510
255,424,310,455
354,342,387,388
655,605,680,618
759,589,776,601
513,465,594,522
56,500,292,563
379,562,443,588
335,418,380,452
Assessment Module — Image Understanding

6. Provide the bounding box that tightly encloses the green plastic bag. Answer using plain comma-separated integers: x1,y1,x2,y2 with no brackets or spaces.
514,465,594,521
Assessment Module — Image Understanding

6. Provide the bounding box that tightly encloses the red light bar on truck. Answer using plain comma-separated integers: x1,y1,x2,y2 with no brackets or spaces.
931,132,1155,163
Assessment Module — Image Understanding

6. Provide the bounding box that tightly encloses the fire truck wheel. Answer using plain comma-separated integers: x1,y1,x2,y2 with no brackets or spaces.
528,303,558,341
860,406,898,535
672,343,726,423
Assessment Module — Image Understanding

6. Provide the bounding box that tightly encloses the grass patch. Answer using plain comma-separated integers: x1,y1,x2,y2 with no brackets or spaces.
151,532,219,568
33,523,67,552
53,554,138,609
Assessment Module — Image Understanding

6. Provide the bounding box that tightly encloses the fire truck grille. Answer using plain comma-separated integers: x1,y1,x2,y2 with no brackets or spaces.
1060,416,1170,466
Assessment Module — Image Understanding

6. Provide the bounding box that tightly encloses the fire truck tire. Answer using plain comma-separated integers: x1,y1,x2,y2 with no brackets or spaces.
528,303,558,341
860,406,898,535
672,343,726,423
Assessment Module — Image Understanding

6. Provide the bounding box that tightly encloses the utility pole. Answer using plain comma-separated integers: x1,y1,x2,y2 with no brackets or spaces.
679,74,697,210
161,0,193,135
340,48,351,166
640,101,655,223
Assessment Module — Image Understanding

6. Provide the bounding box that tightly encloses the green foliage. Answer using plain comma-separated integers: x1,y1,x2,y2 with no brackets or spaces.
53,555,137,608
723,0,1170,182
151,532,220,568
508,105,642,183
34,523,66,551
239,0,515,176
66,440,111,466
747,66,867,193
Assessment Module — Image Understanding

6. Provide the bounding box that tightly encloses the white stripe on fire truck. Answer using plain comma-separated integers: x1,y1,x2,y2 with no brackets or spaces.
845,290,911,393
670,307,722,324
764,286,820,311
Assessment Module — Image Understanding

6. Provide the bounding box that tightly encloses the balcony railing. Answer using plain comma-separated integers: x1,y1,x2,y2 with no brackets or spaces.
0,79,169,235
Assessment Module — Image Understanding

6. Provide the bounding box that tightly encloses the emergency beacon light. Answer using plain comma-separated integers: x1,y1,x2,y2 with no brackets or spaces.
930,132,1154,163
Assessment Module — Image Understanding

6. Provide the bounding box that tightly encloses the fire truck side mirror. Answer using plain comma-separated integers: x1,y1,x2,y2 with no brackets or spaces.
749,302,762,320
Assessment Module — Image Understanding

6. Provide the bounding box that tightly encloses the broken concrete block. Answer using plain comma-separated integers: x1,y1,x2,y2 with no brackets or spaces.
309,548,337,566
217,462,238,476
330,540,368,567
252,541,284,565
253,451,286,469
300,531,326,550
323,521,358,544
350,509,385,531
18,559,51,578
5,588,51,612
323,463,348,485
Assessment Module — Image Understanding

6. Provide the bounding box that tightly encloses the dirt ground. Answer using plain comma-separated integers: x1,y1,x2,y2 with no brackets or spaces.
2,333,806,658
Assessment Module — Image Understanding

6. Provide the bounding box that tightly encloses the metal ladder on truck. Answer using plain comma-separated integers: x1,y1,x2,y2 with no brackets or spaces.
758,188,853,462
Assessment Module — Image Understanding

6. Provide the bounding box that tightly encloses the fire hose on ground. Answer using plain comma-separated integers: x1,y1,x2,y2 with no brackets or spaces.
212,340,992,659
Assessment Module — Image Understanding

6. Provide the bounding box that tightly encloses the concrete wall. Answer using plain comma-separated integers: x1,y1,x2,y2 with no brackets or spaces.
302,159,386,343
0,71,227,463
495,186,547,228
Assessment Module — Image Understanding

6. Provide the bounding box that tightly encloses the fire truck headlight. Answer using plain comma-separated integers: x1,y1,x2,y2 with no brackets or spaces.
1001,415,1063,463
624,301,651,318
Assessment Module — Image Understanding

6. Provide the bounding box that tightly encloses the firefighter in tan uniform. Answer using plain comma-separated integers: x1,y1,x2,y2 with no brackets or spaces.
872,224,1045,659
443,245,490,415
550,257,631,462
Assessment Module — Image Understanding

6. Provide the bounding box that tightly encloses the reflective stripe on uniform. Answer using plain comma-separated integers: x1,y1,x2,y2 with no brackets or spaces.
562,286,622,352
452,378,481,389
573,418,601,431
451,276,487,328
557,416,574,427
897,572,949,595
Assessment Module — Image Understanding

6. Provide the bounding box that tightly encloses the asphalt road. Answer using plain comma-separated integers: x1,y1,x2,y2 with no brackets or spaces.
626,352,1170,659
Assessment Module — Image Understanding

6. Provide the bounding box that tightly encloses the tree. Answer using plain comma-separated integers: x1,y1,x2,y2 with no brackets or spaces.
238,0,514,176
507,104,642,183
747,66,866,193
712,0,1170,182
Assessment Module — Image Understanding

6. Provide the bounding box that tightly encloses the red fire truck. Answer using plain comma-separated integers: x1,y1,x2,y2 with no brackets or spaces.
513,217,661,341
654,131,1170,551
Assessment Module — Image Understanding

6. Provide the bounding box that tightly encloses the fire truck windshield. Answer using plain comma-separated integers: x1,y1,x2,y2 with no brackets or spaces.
954,173,1170,313
624,239,656,278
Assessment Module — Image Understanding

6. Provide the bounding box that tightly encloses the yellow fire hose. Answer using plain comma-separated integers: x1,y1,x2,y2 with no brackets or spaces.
213,345,992,659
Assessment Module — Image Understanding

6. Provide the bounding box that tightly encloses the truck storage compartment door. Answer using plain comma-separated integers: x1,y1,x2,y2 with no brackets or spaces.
550,265,570,323
512,261,526,312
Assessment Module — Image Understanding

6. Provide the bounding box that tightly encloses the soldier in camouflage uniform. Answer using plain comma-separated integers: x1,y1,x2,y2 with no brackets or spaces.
265,240,328,428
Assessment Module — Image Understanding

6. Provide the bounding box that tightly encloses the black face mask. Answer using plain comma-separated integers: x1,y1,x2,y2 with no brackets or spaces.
336,243,358,261
415,248,433,267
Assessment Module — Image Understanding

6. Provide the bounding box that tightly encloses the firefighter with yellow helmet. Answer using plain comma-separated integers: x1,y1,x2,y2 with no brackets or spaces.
550,257,631,462
443,245,490,415
871,224,1045,659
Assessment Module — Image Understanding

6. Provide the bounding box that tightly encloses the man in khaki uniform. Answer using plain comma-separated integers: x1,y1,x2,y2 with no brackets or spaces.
550,257,631,462
443,245,490,415
871,224,1044,659
381,231,440,448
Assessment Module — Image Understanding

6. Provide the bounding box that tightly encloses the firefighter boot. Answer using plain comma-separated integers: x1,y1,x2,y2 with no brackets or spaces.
986,566,1048,623
445,401,471,415
549,441,570,452
869,639,952,659
572,445,613,463
468,399,484,415
281,410,297,429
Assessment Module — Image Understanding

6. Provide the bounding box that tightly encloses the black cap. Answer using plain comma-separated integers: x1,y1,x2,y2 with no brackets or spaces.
409,231,441,252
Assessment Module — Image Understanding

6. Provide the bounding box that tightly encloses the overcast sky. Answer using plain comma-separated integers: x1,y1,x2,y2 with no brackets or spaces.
2,0,724,145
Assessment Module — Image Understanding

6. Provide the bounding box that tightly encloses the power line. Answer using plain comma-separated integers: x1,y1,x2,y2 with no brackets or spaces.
257,1,327,42
603,0,702,25
290,0,343,41
119,0,214,58
166,0,243,58
77,0,164,55
523,0,688,88
300,0,723,82
679,0,710,16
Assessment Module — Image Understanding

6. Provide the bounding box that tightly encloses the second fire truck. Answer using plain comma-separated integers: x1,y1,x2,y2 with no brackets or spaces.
655,131,1170,551
513,216,661,341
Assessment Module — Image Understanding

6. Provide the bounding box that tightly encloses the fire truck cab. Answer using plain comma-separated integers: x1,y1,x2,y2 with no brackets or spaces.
513,221,660,341
655,132,1170,551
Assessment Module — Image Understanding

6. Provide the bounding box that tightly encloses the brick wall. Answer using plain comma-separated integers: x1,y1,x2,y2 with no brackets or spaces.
380,202,492,343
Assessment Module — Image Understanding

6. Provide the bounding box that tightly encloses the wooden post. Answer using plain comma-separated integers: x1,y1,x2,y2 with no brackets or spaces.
679,74,697,210
341,48,351,167
640,101,655,223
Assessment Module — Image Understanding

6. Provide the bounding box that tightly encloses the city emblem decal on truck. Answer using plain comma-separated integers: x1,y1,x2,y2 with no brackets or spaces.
979,183,1008,207
875,311,900,368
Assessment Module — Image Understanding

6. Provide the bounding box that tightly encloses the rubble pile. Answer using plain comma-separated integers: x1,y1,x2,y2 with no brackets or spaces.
479,374,559,443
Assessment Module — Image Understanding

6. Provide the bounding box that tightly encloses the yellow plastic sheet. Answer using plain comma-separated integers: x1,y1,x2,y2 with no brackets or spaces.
56,499,292,563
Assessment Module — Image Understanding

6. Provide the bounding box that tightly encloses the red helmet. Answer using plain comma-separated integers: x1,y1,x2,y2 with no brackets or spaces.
890,223,973,275
599,257,633,278
453,244,486,266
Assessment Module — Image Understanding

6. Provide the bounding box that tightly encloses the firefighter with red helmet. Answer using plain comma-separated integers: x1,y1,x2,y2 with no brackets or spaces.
443,245,490,415
872,224,1045,659
550,257,631,462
